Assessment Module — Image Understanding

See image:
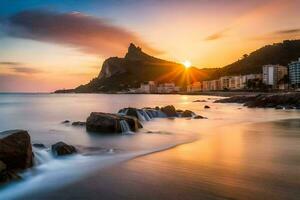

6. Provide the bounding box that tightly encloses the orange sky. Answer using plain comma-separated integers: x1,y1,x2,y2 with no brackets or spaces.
0,0,300,92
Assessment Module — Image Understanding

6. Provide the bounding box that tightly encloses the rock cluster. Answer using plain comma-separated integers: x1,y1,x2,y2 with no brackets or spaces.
86,105,205,134
86,112,142,133
0,129,78,185
215,93,300,109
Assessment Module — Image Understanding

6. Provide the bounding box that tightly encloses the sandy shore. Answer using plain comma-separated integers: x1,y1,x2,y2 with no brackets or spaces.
19,118,300,200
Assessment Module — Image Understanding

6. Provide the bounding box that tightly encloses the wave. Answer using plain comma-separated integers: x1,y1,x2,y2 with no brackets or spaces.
0,133,197,200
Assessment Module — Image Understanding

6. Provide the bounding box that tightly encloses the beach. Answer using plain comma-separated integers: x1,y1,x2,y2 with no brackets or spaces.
17,118,300,200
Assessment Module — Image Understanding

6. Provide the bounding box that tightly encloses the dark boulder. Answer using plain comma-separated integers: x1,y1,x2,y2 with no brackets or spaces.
160,105,178,117
0,130,33,170
193,100,207,102
204,105,210,109
72,121,86,126
86,112,142,133
181,110,195,117
51,142,77,156
62,120,70,124
0,160,21,184
194,115,206,119
33,143,46,148
275,105,284,110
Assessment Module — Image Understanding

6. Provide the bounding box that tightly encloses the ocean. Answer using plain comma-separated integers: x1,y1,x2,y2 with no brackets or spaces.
0,93,300,199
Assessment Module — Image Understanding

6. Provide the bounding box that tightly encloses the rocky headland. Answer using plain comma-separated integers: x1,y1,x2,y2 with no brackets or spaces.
215,92,300,109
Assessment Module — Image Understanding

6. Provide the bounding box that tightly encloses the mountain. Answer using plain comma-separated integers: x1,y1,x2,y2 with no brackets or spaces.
55,39,300,93
65,43,216,93
208,40,300,79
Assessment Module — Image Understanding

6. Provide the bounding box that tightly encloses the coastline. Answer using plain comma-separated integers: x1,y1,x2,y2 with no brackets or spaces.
53,90,299,98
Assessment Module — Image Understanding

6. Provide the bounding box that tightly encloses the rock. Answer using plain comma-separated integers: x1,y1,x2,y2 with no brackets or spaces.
118,107,139,119
193,100,207,102
215,95,257,104
86,112,142,133
0,161,21,184
194,115,206,119
33,143,46,148
62,120,70,124
285,105,295,110
0,161,6,172
275,105,284,110
0,130,33,170
216,93,300,109
204,105,210,109
72,121,86,126
119,107,166,120
51,142,77,156
160,105,178,117
181,110,195,117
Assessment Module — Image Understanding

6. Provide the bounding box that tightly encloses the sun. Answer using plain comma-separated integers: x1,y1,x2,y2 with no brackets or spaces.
183,60,191,68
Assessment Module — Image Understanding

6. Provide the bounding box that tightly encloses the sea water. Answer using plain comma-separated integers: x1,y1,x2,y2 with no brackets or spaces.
0,93,300,199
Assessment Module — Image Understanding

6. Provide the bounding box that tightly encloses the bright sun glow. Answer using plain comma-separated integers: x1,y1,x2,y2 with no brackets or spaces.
183,60,191,68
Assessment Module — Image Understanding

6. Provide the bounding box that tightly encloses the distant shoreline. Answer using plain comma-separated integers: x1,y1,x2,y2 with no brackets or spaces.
2,91,295,98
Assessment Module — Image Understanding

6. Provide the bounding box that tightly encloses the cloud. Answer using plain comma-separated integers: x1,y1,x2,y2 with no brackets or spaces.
273,28,300,35
0,61,21,66
204,32,225,41
10,67,43,74
3,10,162,57
0,61,43,74
252,28,300,40
204,28,231,41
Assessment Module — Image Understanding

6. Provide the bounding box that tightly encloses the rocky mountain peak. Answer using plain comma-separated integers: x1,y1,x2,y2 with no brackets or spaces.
128,43,142,53
125,43,156,61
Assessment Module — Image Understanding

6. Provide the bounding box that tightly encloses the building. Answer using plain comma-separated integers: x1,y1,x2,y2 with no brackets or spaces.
262,64,288,89
288,58,300,89
210,79,221,90
157,82,180,93
241,74,262,89
202,81,211,91
187,82,202,93
220,76,230,90
139,81,157,93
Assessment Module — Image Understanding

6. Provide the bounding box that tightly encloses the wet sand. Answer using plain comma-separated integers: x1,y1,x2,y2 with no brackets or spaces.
21,118,300,200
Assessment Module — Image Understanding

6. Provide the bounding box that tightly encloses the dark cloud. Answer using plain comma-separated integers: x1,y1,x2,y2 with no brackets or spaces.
3,10,162,57
10,67,43,74
273,28,300,35
0,61,43,74
0,61,21,66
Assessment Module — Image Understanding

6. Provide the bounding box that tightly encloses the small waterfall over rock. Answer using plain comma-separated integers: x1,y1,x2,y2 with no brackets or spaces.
137,110,151,121
34,148,53,165
120,120,132,134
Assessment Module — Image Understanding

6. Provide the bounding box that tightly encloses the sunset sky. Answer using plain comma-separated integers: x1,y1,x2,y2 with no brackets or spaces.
1,0,300,92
